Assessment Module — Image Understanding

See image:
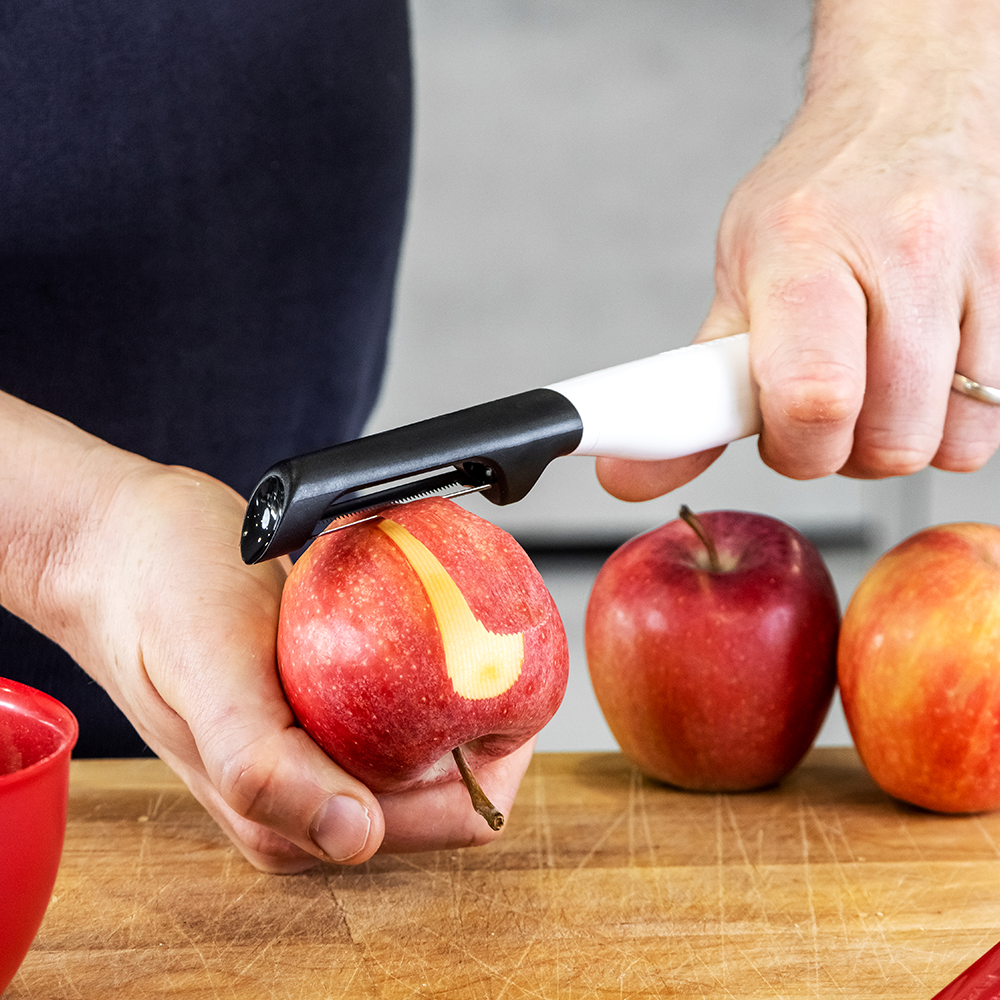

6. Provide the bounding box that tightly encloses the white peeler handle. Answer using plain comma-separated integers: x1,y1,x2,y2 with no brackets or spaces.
546,333,761,461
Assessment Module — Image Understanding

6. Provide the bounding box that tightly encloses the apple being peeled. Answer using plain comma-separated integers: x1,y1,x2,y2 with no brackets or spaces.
277,496,568,829
585,507,840,791
839,522,1000,814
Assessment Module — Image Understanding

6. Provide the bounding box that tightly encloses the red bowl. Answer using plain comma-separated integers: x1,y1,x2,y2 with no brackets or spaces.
0,677,78,994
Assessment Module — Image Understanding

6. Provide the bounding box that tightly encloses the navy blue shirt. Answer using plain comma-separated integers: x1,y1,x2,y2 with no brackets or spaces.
0,0,412,755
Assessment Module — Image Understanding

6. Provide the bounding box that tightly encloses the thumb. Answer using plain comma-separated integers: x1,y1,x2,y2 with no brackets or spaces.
146,558,388,872
92,467,388,873
171,719,387,873
595,303,748,502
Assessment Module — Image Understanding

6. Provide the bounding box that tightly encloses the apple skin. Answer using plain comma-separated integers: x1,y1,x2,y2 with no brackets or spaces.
585,509,840,792
277,496,568,794
839,522,1000,814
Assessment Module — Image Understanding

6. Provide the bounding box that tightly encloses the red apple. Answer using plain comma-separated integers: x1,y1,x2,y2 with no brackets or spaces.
585,507,840,791
277,496,568,828
838,521,1000,814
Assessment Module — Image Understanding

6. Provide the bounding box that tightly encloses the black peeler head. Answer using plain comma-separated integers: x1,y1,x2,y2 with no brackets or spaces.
240,388,583,563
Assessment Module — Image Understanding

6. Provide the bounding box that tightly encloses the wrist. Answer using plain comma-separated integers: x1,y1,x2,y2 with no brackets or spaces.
806,0,1000,103
0,392,148,656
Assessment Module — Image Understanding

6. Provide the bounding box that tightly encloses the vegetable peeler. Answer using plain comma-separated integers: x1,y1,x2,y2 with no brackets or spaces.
240,333,761,564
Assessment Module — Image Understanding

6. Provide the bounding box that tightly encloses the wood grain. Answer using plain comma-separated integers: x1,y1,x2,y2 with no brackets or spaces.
8,748,1000,999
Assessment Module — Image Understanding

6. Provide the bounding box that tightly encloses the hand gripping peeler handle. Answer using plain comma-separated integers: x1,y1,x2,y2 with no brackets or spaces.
240,333,761,563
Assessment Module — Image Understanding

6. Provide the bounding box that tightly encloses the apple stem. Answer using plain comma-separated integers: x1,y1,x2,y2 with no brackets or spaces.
452,746,505,831
679,505,722,573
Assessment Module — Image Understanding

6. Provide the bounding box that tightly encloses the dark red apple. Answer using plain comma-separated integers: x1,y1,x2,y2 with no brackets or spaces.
585,507,840,791
277,496,568,828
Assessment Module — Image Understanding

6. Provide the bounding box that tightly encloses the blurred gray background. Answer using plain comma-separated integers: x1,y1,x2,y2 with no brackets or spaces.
367,0,1000,751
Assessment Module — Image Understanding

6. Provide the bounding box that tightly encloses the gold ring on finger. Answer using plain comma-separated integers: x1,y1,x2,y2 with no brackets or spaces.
952,372,1000,406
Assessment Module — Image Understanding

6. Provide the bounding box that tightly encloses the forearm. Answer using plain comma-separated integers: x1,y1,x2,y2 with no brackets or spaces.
0,391,143,653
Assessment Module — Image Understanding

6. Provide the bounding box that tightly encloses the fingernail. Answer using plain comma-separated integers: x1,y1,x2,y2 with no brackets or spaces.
312,796,372,863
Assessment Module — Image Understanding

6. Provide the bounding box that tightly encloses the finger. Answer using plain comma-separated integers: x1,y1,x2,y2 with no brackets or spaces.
103,578,387,871
170,756,328,874
98,658,342,873
592,301,750,503
595,448,726,503
841,258,960,480
933,279,1000,471
378,740,535,854
747,254,868,480
177,731,385,873
118,475,386,870
134,610,388,871
167,577,386,868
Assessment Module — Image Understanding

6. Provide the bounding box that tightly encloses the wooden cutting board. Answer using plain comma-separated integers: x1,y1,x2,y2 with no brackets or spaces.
8,747,1000,999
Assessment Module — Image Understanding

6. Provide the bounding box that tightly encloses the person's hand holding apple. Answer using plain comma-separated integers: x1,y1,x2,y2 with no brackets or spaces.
73,466,547,868
0,390,548,871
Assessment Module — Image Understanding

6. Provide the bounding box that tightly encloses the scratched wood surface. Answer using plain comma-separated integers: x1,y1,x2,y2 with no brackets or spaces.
7,748,1000,999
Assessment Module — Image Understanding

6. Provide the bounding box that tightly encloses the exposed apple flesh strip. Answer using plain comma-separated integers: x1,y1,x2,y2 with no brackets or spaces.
377,517,525,700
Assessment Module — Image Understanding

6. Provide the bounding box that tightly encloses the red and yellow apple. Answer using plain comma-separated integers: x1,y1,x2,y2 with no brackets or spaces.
277,496,568,828
839,521,1000,814
585,507,840,791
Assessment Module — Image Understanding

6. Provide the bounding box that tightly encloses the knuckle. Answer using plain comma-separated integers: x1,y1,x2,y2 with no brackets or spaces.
216,739,285,825
238,831,320,875
781,379,860,428
889,188,956,266
933,451,991,474
750,188,864,280
755,188,839,249
850,435,939,479
878,190,963,309
874,452,930,478
933,434,1000,474
765,361,864,430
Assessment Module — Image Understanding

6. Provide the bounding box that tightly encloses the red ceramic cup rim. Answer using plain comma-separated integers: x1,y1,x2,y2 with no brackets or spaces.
0,677,79,786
